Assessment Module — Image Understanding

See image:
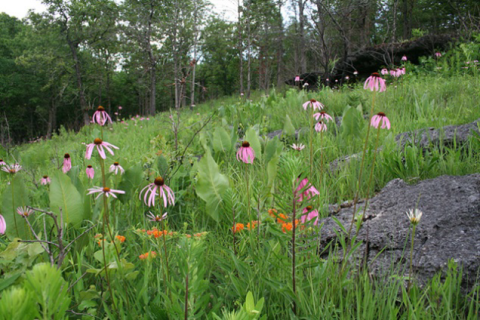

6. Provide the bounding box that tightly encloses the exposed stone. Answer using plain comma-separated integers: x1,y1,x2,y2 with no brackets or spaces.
329,118,480,171
318,174,480,291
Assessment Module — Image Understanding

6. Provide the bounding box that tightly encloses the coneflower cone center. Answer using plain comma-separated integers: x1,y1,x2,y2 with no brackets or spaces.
94,138,103,145
9,169,15,173
154,177,165,186
87,165,93,168
241,141,250,148
43,175,48,179
310,99,317,103
97,106,105,111
103,187,110,192
114,162,119,166
377,112,386,117
371,72,380,77
64,153,70,158
306,206,313,210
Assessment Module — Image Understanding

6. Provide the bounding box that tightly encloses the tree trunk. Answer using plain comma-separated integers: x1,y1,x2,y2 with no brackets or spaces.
190,0,198,110
276,2,284,88
147,2,156,115
67,41,89,126
238,0,244,95
246,1,252,98
298,0,306,74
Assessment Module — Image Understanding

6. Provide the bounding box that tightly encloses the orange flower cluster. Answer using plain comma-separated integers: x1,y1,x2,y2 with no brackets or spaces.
232,223,245,233
116,235,126,243
96,235,126,246
139,251,157,260
232,221,260,233
185,232,207,238
269,208,300,233
139,228,176,238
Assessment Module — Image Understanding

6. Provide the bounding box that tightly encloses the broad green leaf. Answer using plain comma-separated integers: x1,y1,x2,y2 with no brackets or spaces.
156,156,169,178
341,106,364,139
283,114,296,136
264,136,279,164
2,175,29,239
195,150,229,222
245,127,262,162
0,272,21,292
49,171,84,228
117,164,142,203
212,127,231,154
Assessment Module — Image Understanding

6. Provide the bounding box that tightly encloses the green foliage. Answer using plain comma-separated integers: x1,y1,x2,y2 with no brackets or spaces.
1,175,30,239
195,150,230,221
49,171,85,228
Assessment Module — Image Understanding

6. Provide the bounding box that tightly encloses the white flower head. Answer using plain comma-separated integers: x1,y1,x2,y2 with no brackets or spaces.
406,208,423,225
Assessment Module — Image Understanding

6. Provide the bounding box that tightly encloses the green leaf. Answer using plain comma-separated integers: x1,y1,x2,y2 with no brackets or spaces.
212,127,232,154
117,164,142,203
0,272,22,292
264,136,279,164
156,156,169,178
195,150,229,222
49,171,84,228
245,127,262,162
283,114,296,136
341,106,364,139
2,175,30,239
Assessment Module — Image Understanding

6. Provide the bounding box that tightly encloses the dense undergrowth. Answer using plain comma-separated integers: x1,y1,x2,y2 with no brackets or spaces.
0,44,480,319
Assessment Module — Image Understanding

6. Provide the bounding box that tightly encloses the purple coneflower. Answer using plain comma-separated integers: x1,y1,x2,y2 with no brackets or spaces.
0,214,5,234
381,68,388,75
315,121,327,132
295,178,320,202
63,154,71,173
294,75,300,82
291,143,305,151
345,76,349,80
87,186,125,199
0,159,5,166
86,165,95,179
364,72,386,92
85,138,119,160
17,207,34,217
302,99,324,111
370,112,391,129
140,177,175,207
313,111,333,122
109,162,125,175
147,211,168,222
435,52,442,58
401,55,407,61
237,141,255,164
353,71,358,75
301,206,319,226
92,106,112,126
1,163,22,174
41,175,51,185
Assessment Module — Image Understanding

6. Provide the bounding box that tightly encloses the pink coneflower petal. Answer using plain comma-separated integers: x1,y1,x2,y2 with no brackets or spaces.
237,141,255,164
0,214,5,234
139,177,175,208
364,73,386,92
370,112,391,130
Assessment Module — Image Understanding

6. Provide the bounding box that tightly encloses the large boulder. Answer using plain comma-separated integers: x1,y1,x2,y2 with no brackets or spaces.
318,174,480,291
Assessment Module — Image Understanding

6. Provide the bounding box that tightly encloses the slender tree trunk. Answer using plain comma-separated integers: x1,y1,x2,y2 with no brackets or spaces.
276,2,284,88
298,0,306,74
238,0,244,95
246,1,252,98
173,0,180,109
190,0,198,110
47,100,57,139
146,2,156,115
67,41,89,126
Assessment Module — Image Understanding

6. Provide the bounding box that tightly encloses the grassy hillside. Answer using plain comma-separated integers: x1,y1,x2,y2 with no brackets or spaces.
0,57,479,319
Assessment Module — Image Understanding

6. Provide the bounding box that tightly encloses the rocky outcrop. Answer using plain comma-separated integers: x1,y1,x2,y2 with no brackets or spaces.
329,118,480,171
318,174,480,291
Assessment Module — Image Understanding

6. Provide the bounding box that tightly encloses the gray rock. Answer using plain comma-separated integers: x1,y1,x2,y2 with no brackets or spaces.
318,174,480,291
329,118,480,171
395,118,480,149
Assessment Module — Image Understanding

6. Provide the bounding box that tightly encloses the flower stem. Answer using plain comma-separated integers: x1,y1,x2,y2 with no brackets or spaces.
408,224,417,293
347,91,377,237
292,180,297,315
244,164,250,221
360,125,381,222
309,107,314,177
11,176,19,237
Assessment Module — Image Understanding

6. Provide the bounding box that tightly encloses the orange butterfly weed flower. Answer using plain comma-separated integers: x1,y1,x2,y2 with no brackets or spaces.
277,213,288,224
232,223,245,233
139,251,157,260
247,220,260,230
268,208,278,218
116,235,126,243
282,222,293,233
